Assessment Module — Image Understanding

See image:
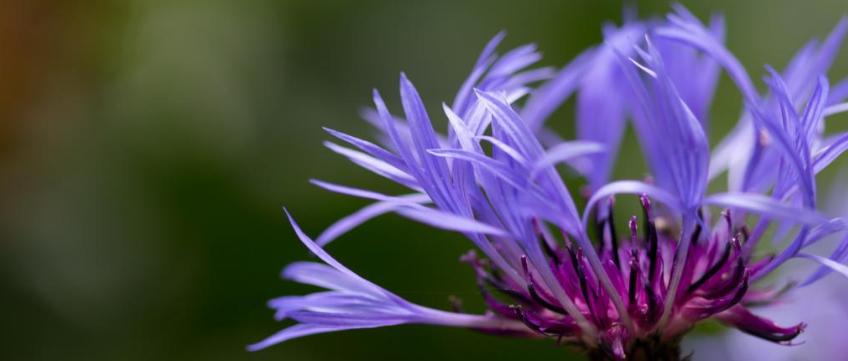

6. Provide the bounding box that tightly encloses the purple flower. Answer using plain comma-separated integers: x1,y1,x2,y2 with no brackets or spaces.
252,5,848,360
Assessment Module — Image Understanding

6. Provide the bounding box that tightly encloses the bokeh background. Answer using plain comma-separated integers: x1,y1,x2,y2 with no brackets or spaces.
2,1,848,360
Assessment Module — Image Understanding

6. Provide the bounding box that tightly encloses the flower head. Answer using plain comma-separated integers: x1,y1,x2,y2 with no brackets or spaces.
252,5,848,360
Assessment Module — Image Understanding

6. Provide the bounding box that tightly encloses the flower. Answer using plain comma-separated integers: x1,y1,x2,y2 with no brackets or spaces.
251,5,848,360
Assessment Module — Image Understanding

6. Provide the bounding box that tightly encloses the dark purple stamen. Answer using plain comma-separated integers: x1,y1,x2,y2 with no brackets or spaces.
534,219,562,265
706,258,746,298
687,240,733,294
521,256,567,314
690,224,703,246
628,249,640,305
629,216,638,244
606,200,622,269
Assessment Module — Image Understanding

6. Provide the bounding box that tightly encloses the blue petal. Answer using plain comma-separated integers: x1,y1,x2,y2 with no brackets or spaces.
814,132,848,173
315,193,431,246
801,234,848,285
282,262,378,295
399,74,461,213
704,193,826,225
521,48,595,130
577,23,644,189
798,252,848,280
656,5,759,103
616,36,709,212
248,324,364,351
452,32,506,114
427,148,527,188
310,179,420,203
395,206,511,237
529,140,604,179
323,142,419,188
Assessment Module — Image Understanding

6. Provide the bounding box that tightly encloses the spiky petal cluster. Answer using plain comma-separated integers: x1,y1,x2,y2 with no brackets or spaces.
252,5,848,360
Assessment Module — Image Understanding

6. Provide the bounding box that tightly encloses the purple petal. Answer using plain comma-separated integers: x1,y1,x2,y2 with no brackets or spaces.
577,23,644,188
704,193,826,225
656,5,759,103
453,32,506,114
323,142,418,187
656,14,723,128
823,101,848,116
395,206,510,237
814,132,848,173
310,179,421,204
248,324,364,351
798,252,848,280
521,48,595,130
475,135,528,165
716,306,805,344
475,90,582,230
427,148,527,188
616,36,709,212
315,193,431,246
399,74,461,212
323,127,407,172
529,140,605,179
284,209,371,279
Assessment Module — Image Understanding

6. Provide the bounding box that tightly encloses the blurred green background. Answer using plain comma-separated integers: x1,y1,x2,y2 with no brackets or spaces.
2,1,847,360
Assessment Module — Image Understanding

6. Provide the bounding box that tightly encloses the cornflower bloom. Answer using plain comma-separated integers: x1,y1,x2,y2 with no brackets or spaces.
251,5,848,360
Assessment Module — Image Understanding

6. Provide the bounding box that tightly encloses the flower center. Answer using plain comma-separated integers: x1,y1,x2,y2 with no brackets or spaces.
463,195,759,360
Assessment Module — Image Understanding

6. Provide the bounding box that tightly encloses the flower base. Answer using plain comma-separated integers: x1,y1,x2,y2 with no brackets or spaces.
587,338,686,361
